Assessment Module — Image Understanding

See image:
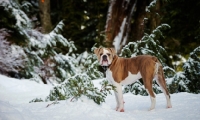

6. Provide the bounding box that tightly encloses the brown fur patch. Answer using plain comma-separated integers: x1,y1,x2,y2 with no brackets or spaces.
109,55,158,84
94,48,103,61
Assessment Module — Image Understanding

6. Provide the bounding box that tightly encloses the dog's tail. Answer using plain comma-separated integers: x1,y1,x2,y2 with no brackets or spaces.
154,62,160,76
152,57,162,76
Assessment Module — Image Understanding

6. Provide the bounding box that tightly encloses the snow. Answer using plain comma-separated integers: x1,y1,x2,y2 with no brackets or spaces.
113,17,127,52
0,75,200,120
146,0,157,12
0,75,52,104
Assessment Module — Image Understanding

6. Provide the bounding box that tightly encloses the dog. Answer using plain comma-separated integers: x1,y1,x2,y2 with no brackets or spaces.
94,47,172,112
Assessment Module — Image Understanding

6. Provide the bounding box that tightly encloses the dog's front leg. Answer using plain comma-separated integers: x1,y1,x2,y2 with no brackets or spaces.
114,92,119,110
114,83,124,112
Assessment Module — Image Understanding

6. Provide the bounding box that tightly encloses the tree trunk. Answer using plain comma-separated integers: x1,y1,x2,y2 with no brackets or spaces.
147,0,161,32
131,0,148,41
105,0,163,53
131,0,162,41
104,0,137,53
39,0,53,33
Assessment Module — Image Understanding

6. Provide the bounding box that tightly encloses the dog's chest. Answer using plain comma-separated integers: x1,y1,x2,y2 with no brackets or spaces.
106,69,142,85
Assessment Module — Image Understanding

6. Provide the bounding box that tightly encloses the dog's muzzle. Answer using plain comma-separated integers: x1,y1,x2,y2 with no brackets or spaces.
101,55,109,66
102,55,107,61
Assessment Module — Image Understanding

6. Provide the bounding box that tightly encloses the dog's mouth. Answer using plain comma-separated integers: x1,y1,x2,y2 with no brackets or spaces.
101,60,109,66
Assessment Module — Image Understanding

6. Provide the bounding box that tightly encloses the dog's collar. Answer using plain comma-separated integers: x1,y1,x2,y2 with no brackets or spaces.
101,65,110,71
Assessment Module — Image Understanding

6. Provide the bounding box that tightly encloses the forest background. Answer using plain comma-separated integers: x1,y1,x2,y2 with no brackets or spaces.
0,0,200,103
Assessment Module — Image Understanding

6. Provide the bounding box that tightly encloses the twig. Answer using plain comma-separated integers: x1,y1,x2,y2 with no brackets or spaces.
46,101,59,108
70,96,76,102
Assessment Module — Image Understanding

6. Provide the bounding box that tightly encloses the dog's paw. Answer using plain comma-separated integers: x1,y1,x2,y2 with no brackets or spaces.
148,107,155,111
166,105,172,108
116,108,124,112
119,109,124,112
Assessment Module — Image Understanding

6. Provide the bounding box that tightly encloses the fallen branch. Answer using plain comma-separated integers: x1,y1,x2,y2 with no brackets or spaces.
46,101,59,108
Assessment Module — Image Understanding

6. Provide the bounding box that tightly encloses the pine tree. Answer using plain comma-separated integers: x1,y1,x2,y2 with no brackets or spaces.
0,0,77,84
121,24,175,95
0,0,32,77
183,46,200,93
167,46,200,94
167,72,189,93
85,46,104,79
0,30,26,78
24,21,77,84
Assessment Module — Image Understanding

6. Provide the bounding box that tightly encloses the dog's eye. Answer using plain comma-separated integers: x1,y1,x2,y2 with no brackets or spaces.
100,53,103,56
107,53,111,56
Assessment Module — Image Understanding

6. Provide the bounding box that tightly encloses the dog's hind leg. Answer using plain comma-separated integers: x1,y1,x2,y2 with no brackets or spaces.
145,85,156,111
142,64,156,111
155,66,172,108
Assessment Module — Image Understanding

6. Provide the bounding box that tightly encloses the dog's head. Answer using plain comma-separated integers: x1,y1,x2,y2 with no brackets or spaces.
94,47,116,66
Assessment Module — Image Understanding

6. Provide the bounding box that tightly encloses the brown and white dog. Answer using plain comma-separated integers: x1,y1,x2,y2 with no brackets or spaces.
94,47,172,112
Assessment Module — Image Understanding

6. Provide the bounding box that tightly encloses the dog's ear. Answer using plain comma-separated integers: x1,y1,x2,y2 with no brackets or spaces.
94,48,101,55
109,48,116,55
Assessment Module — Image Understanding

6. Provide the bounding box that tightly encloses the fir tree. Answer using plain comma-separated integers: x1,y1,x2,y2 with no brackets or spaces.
0,0,32,77
24,21,77,84
121,24,175,95
167,72,189,93
183,46,200,93
85,46,104,79
0,30,27,78
167,46,200,94
0,0,77,84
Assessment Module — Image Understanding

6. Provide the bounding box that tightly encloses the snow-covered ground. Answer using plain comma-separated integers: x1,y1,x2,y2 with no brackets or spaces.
0,75,200,120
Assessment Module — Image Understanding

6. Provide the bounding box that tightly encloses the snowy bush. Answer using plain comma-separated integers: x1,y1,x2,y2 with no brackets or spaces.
0,0,77,84
29,98,43,103
45,46,111,105
121,24,175,95
45,75,115,105
43,44,110,104
0,0,31,39
85,57,104,79
24,21,77,84
85,47,104,79
123,81,147,96
182,46,200,93
76,45,104,79
167,72,189,93
0,29,27,77
165,46,200,94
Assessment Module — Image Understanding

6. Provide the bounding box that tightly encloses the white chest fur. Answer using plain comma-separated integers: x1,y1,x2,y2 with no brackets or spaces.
106,69,142,85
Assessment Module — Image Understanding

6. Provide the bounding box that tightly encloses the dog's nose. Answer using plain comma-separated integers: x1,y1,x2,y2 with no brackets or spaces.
103,55,107,60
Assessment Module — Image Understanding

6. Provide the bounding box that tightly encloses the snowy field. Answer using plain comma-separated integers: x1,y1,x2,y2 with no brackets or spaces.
0,75,200,120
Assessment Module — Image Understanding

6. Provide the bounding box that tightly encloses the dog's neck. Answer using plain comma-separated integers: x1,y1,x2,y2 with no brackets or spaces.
101,65,110,71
